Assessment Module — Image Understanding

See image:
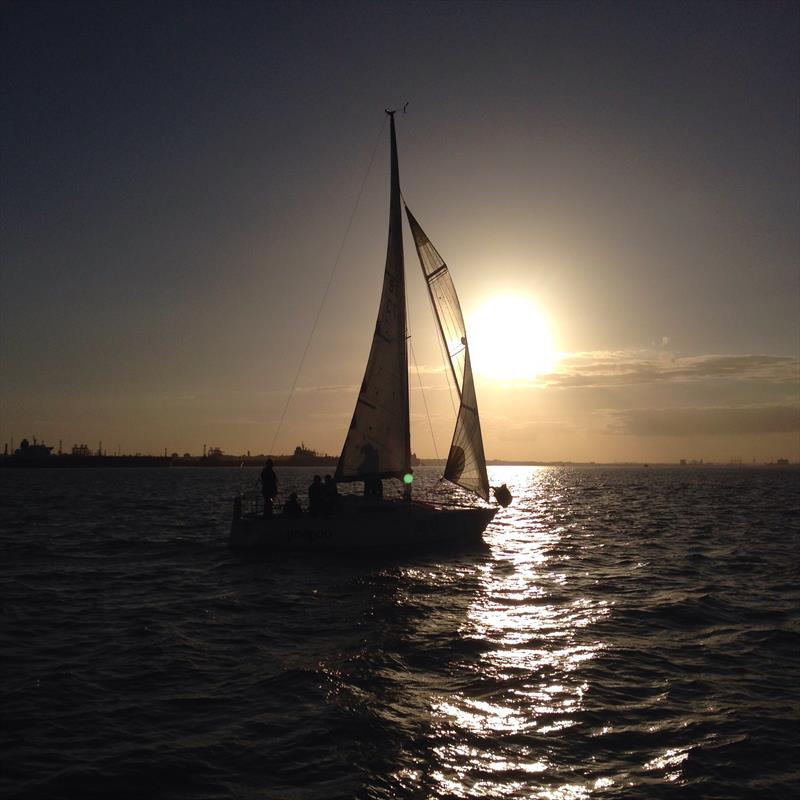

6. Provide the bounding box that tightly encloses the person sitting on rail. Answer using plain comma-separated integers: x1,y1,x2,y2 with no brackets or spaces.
282,492,303,518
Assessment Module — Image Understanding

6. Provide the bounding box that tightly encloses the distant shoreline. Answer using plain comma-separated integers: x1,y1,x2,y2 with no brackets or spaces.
1,456,795,469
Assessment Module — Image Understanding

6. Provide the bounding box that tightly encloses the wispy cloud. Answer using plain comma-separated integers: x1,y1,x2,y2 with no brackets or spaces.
294,383,358,395
410,364,449,376
482,414,574,436
306,411,352,421
205,417,265,426
608,404,800,436
540,351,799,389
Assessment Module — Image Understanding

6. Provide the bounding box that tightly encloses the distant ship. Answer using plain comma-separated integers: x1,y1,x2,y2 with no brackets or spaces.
281,444,338,467
10,438,53,460
1,437,170,468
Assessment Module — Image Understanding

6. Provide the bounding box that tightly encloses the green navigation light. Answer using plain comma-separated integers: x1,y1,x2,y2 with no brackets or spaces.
403,473,413,484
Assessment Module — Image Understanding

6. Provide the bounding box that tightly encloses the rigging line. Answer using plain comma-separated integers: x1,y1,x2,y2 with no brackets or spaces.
268,116,388,457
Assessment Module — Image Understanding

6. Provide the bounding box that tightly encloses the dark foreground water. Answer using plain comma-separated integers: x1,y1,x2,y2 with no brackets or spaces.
1,465,798,799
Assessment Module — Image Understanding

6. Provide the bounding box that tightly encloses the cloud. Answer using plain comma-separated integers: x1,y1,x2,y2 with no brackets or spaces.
608,404,800,436
540,352,799,389
482,414,574,436
294,383,358,394
205,417,265,426
307,410,352,421
410,364,448,376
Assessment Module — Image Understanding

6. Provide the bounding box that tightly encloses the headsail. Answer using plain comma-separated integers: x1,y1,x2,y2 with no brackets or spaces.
405,207,490,501
335,113,411,483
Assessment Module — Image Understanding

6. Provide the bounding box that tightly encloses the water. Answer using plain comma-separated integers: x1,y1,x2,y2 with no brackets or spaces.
2,465,798,799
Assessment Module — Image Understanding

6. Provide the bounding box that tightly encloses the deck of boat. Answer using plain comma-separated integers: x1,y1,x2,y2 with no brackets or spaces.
229,495,496,553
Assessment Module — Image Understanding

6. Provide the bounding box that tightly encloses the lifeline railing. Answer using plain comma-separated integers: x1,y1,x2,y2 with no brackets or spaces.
238,490,264,517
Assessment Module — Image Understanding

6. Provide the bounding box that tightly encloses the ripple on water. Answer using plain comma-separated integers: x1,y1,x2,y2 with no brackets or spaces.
1,465,799,799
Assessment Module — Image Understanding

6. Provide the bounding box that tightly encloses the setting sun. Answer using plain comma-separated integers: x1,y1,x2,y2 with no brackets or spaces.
468,294,556,382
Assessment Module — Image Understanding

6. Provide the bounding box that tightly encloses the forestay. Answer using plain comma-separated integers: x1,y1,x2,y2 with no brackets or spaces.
406,207,490,501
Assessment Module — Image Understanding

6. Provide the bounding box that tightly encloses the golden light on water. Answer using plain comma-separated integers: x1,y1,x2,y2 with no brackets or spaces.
643,747,691,782
468,294,557,382
383,465,732,797
419,467,613,798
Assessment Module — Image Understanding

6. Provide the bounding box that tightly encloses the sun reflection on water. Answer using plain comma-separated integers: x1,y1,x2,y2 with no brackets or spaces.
423,467,612,797
643,746,690,782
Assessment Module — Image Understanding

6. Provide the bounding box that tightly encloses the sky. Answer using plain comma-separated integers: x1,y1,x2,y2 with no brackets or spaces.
2,0,798,463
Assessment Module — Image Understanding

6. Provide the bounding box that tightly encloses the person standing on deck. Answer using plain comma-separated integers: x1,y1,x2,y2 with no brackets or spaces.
308,474,324,516
364,477,383,497
323,474,340,514
260,458,278,515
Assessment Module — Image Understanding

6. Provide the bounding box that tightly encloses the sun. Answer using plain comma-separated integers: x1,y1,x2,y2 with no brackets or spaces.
467,294,556,382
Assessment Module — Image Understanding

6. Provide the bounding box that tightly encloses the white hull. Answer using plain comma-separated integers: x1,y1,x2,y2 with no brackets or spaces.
229,497,496,553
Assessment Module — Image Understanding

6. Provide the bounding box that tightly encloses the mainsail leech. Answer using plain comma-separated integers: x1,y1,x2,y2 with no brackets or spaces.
405,206,491,501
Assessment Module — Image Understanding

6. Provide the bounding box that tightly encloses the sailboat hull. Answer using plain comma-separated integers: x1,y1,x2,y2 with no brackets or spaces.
229,498,496,553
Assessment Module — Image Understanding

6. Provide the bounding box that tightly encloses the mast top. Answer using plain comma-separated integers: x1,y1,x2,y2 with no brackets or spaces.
385,102,409,117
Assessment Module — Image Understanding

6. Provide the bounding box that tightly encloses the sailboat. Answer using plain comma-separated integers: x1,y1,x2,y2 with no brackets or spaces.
229,109,508,552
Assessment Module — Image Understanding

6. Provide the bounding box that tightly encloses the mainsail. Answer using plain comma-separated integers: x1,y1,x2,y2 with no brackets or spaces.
406,207,491,501
335,113,411,483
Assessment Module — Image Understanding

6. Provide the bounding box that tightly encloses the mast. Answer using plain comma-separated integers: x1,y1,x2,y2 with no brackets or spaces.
335,111,411,483
388,110,412,477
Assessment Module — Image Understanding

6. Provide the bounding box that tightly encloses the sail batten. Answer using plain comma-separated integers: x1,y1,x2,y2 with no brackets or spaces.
335,114,411,484
405,206,491,501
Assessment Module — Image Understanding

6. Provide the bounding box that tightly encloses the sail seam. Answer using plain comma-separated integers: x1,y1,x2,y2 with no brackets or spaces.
426,264,449,282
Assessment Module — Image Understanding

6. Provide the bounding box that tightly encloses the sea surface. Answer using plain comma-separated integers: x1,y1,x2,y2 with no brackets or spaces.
1,465,798,799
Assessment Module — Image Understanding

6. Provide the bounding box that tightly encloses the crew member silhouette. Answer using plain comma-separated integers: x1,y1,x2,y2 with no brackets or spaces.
360,443,382,497
323,474,339,514
260,458,278,515
282,492,303,517
308,474,324,516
